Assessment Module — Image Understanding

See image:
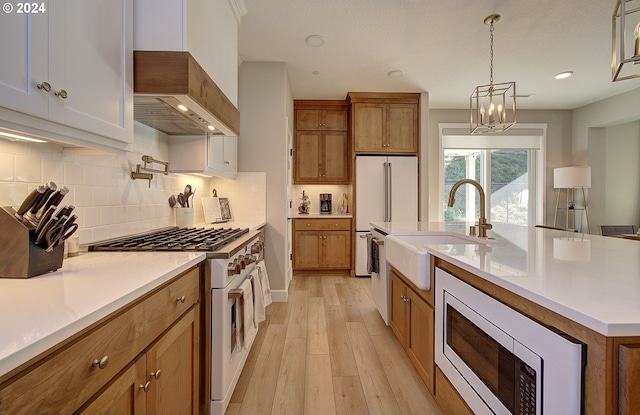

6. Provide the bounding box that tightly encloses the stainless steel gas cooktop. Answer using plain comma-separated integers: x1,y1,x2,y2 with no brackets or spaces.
88,227,250,253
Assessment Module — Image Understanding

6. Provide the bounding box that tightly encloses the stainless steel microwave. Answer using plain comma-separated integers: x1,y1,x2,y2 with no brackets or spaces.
435,268,586,415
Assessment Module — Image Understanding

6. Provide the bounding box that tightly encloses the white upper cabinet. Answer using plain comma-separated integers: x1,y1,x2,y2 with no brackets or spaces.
169,135,238,179
0,0,133,151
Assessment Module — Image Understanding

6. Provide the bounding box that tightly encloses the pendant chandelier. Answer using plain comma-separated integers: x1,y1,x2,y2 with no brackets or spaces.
612,0,640,81
470,14,516,134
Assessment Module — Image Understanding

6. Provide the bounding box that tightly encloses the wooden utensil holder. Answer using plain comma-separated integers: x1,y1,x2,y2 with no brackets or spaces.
0,206,64,278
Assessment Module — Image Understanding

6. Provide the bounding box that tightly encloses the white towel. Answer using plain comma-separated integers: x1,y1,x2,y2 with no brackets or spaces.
250,270,266,325
239,279,256,349
256,260,272,306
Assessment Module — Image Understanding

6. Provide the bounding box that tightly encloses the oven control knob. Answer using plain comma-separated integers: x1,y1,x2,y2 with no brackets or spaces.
227,263,235,276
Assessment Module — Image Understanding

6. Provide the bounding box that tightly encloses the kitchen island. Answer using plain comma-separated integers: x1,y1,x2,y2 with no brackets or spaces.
373,221,640,415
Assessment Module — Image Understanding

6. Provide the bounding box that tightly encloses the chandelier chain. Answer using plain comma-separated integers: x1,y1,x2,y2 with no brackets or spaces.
489,21,494,86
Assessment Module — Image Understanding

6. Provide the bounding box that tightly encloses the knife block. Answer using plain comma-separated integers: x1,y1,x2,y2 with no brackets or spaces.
0,206,64,278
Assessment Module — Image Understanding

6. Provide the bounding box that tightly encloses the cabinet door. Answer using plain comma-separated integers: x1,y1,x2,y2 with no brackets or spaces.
296,109,322,130
293,231,322,269
389,271,409,348
323,131,348,183
146,306,199,415
407,289,435,394
322,231,351,268
322,110,348,131
294,131,321,182
48,0,133,144
0,5,48,118
353,104,385,153
386,104,418,153
79,359,146,415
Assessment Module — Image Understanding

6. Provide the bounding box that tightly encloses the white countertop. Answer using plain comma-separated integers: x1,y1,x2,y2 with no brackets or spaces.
0,251,205,379
377,222,640,337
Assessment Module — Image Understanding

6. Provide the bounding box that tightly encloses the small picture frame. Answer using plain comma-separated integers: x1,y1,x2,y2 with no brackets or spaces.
219,198,232,221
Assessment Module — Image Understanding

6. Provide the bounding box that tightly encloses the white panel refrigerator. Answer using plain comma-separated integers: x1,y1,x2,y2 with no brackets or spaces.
354,156,418,276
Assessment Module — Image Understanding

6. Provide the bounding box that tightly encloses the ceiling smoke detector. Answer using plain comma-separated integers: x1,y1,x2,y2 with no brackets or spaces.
305,35,325,47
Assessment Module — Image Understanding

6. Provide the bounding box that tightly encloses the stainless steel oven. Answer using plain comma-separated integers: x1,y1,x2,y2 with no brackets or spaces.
435,267,586,415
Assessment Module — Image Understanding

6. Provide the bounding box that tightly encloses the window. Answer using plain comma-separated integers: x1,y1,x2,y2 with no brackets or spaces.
438,124,546,227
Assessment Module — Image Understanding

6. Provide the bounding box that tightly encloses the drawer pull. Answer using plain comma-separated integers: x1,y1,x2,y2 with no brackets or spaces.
176,295,186,303
92,356,109,369
139,381,151,392
151,369,162,380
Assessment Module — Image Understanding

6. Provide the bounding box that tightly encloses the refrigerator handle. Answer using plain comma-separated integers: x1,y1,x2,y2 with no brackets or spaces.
383,162,389,221
388,162,392,221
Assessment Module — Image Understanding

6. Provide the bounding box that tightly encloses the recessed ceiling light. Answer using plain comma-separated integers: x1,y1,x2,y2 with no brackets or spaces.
208,125,215,131
555,71,574,80
305,35,325,47
387,70,404,78
312,71,320,76
177,104,188,112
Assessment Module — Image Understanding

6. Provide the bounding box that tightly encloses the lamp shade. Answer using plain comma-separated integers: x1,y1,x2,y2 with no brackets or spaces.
554,166,591,188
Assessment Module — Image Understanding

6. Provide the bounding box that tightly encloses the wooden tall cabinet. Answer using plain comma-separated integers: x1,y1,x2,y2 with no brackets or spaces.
389,267,434,394
347,92,420,154
294,100,349,184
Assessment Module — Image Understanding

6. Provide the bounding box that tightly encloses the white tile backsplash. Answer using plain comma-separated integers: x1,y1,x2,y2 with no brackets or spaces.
0,122,211,245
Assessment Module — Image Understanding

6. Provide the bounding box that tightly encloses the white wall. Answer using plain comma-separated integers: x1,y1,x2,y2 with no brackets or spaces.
574,87,640,232
0,122,210,244
586,121,640,230
238,62,293,297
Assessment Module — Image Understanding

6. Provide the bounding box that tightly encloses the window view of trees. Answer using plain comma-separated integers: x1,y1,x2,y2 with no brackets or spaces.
444,150,529,225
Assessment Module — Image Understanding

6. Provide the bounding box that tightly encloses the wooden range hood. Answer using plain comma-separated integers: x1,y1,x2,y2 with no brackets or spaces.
133,51,240,137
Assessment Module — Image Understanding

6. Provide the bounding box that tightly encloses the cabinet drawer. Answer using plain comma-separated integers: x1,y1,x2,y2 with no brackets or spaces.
0,267,200,415
294,218,351,231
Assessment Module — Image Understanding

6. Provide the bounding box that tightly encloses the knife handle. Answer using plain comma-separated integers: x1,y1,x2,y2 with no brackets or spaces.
15,185,46,217
30,181,57,214
40,186,68,217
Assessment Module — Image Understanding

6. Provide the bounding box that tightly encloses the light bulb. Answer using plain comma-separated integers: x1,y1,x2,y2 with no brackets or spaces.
497,103,504,123
479,104,486,125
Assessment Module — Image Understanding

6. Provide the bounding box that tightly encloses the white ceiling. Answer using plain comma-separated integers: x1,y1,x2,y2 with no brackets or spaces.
238,0,640,110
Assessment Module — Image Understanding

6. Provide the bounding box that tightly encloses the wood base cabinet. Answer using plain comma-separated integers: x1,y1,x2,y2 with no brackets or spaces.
389,268,434,394
81,306,199,415
293,218,351,271
0,266,201,415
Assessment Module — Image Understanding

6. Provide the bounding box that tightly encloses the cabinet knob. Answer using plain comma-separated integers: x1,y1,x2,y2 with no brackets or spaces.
224,160,230,164
92,355,109,369
55,89,68,99
37,82,51,92
307,223,311,227
151,369,162,380
139,381,151,392
176,295,186,303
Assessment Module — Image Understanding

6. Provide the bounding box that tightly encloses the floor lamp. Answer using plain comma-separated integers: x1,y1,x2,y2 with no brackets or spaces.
553,166,591,233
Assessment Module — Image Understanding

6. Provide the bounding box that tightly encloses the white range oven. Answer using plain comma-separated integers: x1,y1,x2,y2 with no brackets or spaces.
89,226,264,415
435,267,586,415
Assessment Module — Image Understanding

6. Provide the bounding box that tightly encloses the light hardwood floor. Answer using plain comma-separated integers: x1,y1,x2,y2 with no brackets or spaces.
225,275,443,415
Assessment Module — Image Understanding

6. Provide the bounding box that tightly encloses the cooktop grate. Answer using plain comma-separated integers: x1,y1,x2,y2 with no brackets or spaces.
88,227,250,252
